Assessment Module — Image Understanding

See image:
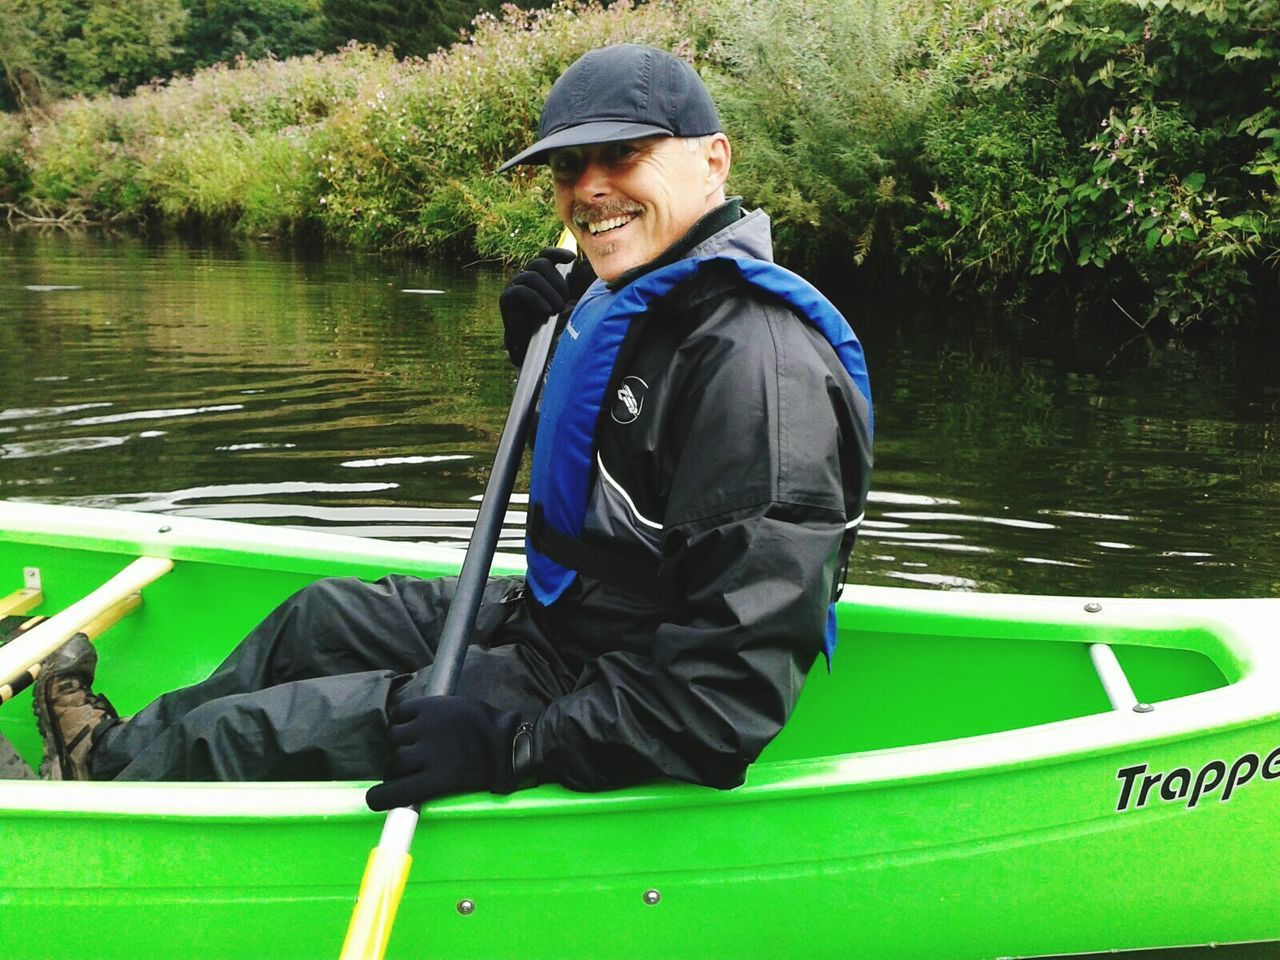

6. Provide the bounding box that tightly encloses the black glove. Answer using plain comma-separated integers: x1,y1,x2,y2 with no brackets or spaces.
365,695,523,811
498,246,578,365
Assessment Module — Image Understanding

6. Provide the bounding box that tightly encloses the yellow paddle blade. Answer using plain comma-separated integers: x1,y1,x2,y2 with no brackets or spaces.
338,846,412,960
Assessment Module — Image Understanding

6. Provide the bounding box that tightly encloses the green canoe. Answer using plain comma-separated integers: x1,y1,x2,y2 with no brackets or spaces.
1,500,1277,959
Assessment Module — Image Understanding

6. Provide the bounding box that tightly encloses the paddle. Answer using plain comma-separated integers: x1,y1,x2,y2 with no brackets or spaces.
338,229,578,960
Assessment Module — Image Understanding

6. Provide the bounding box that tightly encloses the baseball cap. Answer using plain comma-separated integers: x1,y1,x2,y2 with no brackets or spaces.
498,44,721,172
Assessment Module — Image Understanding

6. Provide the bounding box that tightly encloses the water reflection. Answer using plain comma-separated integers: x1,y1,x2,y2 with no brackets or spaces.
1,231,1277,599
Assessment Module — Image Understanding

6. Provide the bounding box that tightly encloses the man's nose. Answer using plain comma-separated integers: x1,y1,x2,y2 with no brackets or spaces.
574,158,611,199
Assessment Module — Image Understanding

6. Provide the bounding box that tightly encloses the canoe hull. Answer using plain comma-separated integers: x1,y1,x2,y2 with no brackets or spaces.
9,735,1279,960
2,503,1277,959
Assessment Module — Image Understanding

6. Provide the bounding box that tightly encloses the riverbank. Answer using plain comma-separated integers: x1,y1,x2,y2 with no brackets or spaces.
1,0,1276,328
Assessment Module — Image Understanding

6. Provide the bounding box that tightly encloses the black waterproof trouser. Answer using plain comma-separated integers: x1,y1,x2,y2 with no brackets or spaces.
88,575,572,781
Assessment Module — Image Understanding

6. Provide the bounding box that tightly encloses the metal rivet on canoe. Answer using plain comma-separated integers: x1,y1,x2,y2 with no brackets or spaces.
158,525,172,534
457,899,475,916
1133,702,1155,714
1084,602,1102,613
643,889,661,906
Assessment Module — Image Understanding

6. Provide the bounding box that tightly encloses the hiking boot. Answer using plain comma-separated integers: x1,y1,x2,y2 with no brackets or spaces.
0,731,35,780
32,635,117,781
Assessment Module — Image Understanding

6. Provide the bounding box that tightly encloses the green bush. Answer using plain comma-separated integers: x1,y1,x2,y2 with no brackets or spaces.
313,1,695,260
12,45,381,226
8,0,187,99
0,111,31,203
321,0,511,60
2,0,1275,326
915,0,1280,326
701,0,944,273
910,91,1073,295
177,0,330,74
23,98,151,215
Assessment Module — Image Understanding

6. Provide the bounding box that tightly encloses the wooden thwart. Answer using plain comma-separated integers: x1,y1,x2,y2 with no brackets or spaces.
0,556,172,696
0,585,43,622
0,594,142,703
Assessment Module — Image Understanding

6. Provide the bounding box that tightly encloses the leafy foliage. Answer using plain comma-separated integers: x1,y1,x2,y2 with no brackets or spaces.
8,0,188,99
0,7,46,110
0,0,1276,327
701,0,938,274
0,110,30,201
177,0,330,73
320,0,507,59
312,1,693,260
913,0,1280,326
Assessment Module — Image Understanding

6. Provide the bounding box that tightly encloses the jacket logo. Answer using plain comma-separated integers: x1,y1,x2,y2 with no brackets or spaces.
611,376,648,425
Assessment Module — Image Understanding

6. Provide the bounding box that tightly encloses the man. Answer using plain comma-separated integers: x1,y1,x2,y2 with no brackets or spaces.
35,44,873,808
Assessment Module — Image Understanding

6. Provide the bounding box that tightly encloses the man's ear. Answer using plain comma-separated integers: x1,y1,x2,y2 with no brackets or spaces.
704,134,731,196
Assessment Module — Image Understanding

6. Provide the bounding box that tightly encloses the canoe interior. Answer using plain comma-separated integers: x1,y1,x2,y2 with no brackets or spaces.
3,511,1278,960
0,534,1233,772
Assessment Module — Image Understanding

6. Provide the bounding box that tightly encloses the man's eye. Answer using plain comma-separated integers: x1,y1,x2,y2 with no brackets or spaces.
605,144,636,163
550,156,581,180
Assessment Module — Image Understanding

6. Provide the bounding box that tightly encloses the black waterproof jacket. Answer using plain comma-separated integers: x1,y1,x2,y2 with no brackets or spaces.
525,208,873,791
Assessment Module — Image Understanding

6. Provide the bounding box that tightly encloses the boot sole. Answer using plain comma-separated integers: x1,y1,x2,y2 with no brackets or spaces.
31,678,65,781
0,731,36,780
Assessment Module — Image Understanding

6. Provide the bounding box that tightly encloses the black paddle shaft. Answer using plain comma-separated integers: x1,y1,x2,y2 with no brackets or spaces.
423,281,566,699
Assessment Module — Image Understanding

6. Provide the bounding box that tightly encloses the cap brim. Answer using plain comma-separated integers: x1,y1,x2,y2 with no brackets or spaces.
497,121,673,173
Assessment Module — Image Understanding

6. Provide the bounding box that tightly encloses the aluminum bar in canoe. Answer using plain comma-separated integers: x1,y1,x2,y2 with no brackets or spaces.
1089,642,1153,714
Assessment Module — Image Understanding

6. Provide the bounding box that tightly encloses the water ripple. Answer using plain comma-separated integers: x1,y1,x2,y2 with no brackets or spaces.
1,402,113,421
882,511,1057,531
65,404,246,426
1,436,127,459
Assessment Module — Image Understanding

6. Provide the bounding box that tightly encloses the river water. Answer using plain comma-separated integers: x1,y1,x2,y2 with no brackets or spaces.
3,231,1280,960
1,230,1278,600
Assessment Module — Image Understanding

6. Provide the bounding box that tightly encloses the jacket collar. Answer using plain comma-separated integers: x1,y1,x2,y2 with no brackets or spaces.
605,199,774,291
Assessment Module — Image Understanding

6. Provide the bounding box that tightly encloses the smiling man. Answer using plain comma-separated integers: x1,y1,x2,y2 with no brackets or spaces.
481,44,875,798
550,133,729,281
35,45,873,809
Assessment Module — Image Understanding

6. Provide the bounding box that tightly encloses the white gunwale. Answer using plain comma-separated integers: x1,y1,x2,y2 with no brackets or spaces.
1,500,1277,821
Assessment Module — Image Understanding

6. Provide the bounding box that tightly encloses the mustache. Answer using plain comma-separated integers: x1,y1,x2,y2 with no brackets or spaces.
571,200,643,226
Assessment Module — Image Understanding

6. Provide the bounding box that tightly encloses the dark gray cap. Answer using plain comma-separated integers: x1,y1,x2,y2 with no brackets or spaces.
498,44,721,172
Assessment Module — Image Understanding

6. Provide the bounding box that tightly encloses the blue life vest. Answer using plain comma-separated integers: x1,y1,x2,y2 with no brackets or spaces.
526,255,872,663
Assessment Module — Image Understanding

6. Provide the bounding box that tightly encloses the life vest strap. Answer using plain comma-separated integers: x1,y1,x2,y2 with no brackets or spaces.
528,503,674,607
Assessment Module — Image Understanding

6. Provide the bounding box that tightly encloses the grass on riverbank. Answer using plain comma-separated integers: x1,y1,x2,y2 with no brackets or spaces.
1,0,1277,327
1,1,695,260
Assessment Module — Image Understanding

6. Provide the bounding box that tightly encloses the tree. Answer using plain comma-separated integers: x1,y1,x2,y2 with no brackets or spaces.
178,0,329,72
321,0,505,59
9,0,186,98
68,0,189,91
0,3,46,109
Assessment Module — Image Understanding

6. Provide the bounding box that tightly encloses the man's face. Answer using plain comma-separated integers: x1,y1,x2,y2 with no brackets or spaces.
549,135,729,282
